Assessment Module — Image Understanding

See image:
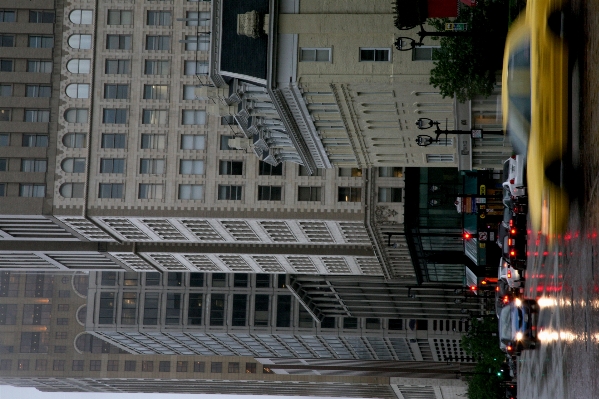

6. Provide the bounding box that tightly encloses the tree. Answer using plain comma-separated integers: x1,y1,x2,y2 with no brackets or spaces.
461,317,506,399
428,0,510,102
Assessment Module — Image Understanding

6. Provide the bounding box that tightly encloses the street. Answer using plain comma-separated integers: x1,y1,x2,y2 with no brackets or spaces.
517,1,599,397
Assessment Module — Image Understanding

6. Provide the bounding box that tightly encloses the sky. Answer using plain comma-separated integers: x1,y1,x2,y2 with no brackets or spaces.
0,386,353,399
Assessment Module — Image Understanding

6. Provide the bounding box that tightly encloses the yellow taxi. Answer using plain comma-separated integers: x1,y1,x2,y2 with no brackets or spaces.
502,0,570,241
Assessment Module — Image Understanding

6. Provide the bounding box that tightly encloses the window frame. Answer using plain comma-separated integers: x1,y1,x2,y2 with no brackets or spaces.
300,48,331,62
359,48,391,62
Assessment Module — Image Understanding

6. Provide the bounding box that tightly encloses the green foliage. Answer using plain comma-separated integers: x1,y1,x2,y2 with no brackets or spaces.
461,317,506,399
428,0,510,102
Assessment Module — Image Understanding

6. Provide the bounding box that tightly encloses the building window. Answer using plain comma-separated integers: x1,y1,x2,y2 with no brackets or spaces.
105,59,130,74
29,35,53,48
0,184,5,197
183,85,205,100
185,35,209,51
0,10,15,22
72,360,84,371
184,60,208,75
378,167,403,177
138,184,163,200
67,59,91,74
26,85,51,98
190,273,204,287
0,304,17,325
69,10,92,24
232,294,247,326
176,361,188,372
145,60,170,75
27,60,52,73
144,84,169,100
21,135,47,148
378,187,403,202
106,34,132,50
100,158,125,173
245,362,256,374
219,160,243,175
0,34,14,47
20,332,48,353
139,159,165,175
53,360,65,371
359,48,391,62
146,35,171,51
142,109,168,125
106,360,118,371
19,184,45,197
35,360,47,371
98,183,124,199
143,293,159,325
258,161,282,175
193,361,205,372
57,304,69,311
210,293,225,326
210,362,222,373
159,361,170,372
104,84,129,99
141,134,166,149
0,60,12,72
64,108,88,123
217,185,242,200
0,134,7,146
57,318,69,325
89,360,101,371
187,293,203,325
0,108,10,121
0,359,11,371
62,133,86,148
255,274,270,288
182,110,206,125
126,361,139,372
0,85,10,98
300,48,330,62
54,345,66,353
257,185,282,201
55,332,67,339
276,295,292,327
254,294,269,326
65,83,90,98
185,11,210,26
107,10,132,25
178,184,204,200
121,292,137,324
142,361,153,372
21,159,47,172
181,135,205,150
60,183,84,198
426,154,454,163
101,133,126,149
24,109,50,122
412,46,440,61
0,158,6,171
147,11,171,26
337,187,361,202
366,317,381,329
179,160,204,175
228,362,239,373
338,167,362,177
297,186,321,201
29,10,54,23
103,108,128,124
68,34,92,49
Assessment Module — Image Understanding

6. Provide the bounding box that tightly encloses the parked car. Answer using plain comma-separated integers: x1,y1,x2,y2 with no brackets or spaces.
498,257,523,291
499,297,539,356
495,279,517,318
503,155,526,198
498,208,527,270
502,0,571,241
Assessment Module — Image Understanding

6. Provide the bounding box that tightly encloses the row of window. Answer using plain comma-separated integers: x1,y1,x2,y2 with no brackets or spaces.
68,10,210,27
0,59,52,73
0,34,53,48
0,359,257,374
0,10,54,23
100,272,283,289
65,34,210,51
300,47,439,62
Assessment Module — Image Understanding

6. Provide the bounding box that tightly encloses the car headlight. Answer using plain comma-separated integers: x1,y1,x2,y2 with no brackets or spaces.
515,298,522,307
516,332,523,340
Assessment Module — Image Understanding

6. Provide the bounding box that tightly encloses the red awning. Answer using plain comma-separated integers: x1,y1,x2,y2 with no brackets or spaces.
428,0,458,17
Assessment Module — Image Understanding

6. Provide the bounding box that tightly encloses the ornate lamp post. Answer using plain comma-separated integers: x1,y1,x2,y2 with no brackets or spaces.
414,117,502,147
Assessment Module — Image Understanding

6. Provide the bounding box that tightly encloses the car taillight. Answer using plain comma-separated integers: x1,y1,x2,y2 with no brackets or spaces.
510,178,515,184
509,219,513,227
511,228,517,235
506,345,513,351
510,249,516,257
508,238,513,246
503,295,509,304
507,270,511,278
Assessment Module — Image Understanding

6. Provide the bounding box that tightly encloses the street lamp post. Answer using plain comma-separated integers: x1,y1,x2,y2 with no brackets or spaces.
415,117,503,147
394,23,472,51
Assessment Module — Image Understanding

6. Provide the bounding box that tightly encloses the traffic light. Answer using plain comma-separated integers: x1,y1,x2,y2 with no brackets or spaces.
463,232,471,240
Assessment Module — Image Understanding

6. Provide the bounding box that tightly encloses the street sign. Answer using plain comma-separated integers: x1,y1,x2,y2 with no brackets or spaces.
471,129,483,139
479,231,488,241
445,23,468,31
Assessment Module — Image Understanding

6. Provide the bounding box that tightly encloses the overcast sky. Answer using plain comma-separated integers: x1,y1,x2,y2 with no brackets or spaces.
0,386,355,399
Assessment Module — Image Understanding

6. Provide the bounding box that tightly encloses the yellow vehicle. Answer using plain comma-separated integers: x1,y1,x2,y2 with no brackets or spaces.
502,0,570,241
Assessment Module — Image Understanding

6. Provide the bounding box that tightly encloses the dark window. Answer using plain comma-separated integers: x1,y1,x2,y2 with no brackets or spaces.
211,273,226,287
233,274,247,287
143,293,159,325
53,360,65,371
210,362,222,373
388,319,403,330
343,317,358,329
210,294,225,326
72,360,84,371
22,134,48,147
106,34,132,50
219,160,243,175
17,359,29,371
338,187,362,202
257,186,282,201
0,304,17,325
22,304,51,325
245,362,256,373
36,360,47,371
89,360,101,371
121,292,137,325
0,10,16,22
29,35,53,48
0,35,14,47
104,84,129,99
159,361,170,372
366,318,381,329
298,186,322,201
258,161,283,175
276,295,292,328
100,158,125,173
107,360,118,371
189,273,204,287
124,360,136,371
298,306,313,328
0,59,12,72
98,183,123,199
176,361,188,372
255,274,270,288
101,134,126,149
99,292,115,324
232,294,247,327
142,361,153,372
105,59,131,74
145,272,161,286
277,274,286,288
20,332,48,353
101,272,117,286
359,48,390,62
167,272,182,287
193,361,205,372
24,274,53,298
0,359,11,370
29,11,54,23
321,317,336,329
254,294,269,326
102,109,128,124
187,293,202,325
166,293,181,325
0,272,19,297
228,362,239,373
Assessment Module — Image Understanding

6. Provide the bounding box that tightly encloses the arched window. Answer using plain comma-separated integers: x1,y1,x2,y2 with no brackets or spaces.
64,108,88,123
68,34,92,49
61,158,86,173
69,10,93,24
66,83,90,98
59,183,85,198
62,133,87,148
67,59,91,74
76,305,87,325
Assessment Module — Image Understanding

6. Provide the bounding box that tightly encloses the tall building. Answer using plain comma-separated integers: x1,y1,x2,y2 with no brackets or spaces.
0,271,472,399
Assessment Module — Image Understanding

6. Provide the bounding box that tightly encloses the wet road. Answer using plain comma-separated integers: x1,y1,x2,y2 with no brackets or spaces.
517,1,599,398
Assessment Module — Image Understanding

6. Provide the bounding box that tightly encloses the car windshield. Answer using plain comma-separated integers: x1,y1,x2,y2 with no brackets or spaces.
506,37,531,155
500,306,513,340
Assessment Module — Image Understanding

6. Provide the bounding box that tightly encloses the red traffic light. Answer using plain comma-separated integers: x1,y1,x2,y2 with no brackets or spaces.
463,232,471,240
